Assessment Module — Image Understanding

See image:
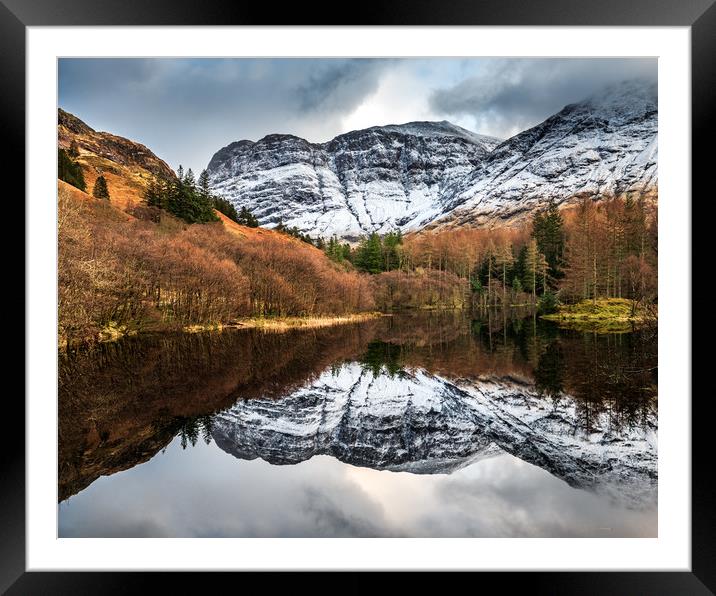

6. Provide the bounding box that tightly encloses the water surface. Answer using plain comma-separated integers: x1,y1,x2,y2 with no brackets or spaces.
59,311,657,537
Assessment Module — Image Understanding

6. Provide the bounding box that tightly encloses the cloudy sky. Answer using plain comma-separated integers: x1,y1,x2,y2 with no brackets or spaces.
59,435,656,538
59,57,656,174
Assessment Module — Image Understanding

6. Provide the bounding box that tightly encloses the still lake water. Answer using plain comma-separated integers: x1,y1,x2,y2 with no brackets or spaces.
58,311,657,537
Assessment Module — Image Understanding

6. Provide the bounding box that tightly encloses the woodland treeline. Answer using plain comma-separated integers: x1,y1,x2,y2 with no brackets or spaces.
58,149,657,345
316,197,657,310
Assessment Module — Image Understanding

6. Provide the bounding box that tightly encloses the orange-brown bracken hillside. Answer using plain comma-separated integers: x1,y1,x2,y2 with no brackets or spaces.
56,109,478,346
58,108,178,211
58,108,315,247
58,179,376,346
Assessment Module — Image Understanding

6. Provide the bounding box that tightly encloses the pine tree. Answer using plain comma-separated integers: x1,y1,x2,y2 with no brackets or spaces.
58,148,86,192
237,206,259,227
326,235,344,262
198,169,211,200
212,196,239,222
144,177,165,209
512,276,523,295
92,175,110,199
532,200,565,287
184,168,196,189
356,233,384,274
383,230,403,271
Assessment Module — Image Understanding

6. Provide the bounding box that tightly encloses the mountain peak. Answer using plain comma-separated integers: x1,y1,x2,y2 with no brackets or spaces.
206,80,658,238
58,108,95,136
336,120,503,147
435,78,658,228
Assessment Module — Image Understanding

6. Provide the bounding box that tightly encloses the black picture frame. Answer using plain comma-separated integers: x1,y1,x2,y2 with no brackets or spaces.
7,0,710,592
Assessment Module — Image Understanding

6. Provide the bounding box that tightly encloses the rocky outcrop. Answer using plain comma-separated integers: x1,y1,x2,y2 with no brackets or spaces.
59,108,176,181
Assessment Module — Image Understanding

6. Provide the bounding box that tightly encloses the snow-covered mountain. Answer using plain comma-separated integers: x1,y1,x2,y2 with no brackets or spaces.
212,363,657,506
207,122,501,240
436,79,658,228
207,79,657,239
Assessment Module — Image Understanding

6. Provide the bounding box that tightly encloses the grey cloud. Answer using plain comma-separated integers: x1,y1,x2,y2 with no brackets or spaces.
295,59,391,114
58,57,658,176
429,58,657,139
58,58,392,172
297,484,393,538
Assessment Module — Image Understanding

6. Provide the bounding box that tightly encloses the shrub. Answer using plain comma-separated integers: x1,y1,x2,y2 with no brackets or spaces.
537,291,559,314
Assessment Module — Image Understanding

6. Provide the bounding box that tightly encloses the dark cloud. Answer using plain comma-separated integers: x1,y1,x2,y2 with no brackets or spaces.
58,58,392,173
295,58,391,113
58,57,656,174
429,58,657,139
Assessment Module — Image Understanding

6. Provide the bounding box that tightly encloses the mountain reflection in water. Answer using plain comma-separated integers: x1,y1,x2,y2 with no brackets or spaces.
59,310,657,537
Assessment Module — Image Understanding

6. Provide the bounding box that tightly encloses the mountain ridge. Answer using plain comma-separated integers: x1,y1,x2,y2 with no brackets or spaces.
58,107,177,210
207,79,658,239
434,78,658,228
207,120,501,240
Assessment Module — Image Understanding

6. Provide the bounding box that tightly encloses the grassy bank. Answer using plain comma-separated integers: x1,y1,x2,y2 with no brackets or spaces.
540,298,652,332
61,313,385,350
187,312,384,333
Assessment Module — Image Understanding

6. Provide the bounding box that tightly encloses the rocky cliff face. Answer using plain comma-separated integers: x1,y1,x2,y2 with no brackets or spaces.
207,122,501,240
207,79,657,238
212,363,657,507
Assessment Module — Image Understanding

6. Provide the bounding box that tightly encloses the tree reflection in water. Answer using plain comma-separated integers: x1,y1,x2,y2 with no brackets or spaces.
59,310,656,502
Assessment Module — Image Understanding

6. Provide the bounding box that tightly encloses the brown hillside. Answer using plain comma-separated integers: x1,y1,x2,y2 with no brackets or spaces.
59,108,176,210
58,108,306,247
214,208,318,249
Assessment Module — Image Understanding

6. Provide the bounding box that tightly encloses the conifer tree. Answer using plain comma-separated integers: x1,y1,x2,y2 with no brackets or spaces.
237,206,259,228
532,200,565,286
58,148,86,192
512,276,523,295
383,230,403,271
145,177,165,208
198,169,211,200
354,233,383,273
184,168,196,189
92,175,110,200
212,195,239,223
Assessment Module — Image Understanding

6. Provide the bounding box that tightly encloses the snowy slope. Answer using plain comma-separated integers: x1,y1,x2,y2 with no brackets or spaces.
436,79,658,227
207,79,658,239
212,362,657,506
207,122,501,239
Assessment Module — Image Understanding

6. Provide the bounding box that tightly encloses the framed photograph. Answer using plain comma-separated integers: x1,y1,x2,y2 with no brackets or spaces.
10,0,709,591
